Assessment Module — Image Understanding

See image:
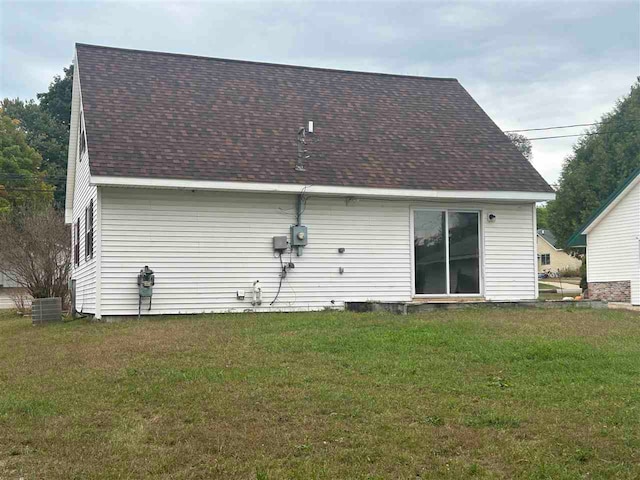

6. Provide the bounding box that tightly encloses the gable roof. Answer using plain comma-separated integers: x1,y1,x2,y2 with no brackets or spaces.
537,229,558,248
74,43,553,194
567,167,640,247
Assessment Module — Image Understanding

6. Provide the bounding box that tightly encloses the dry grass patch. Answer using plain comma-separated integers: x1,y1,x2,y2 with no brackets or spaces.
1,307,640,479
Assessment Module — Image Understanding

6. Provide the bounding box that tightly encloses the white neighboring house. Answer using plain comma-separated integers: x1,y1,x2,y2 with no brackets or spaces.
0,272,19,309
568,168,640,305
0,272,30,310
65,44,555,320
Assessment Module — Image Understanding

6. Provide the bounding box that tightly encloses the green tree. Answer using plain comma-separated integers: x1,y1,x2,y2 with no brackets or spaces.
506,132,533,162
548,81,640,246
2,65,73,208
536,205,549,229
37,65,74,130
0,113,54,214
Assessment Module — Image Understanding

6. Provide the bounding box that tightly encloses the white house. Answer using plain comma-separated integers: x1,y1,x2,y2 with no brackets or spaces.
65,44,555,320
0,272,20,310
568,168,640,305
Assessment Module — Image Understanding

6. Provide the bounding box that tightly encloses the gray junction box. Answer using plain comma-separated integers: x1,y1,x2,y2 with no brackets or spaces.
273,235,288,251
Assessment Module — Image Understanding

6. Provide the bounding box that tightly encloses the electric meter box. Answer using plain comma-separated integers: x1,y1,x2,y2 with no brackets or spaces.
291,225,308,246
137,266,155,298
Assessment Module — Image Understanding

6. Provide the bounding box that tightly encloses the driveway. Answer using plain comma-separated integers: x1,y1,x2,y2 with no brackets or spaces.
542,280,582,295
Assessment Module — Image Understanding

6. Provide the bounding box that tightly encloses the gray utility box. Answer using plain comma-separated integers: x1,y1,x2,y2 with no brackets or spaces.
32,297,62,325
273,235,288,251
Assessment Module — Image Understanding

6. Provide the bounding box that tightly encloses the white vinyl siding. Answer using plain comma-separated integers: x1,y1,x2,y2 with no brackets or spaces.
71,114,98,314
97,188,537,317
482,203,536,301
587,182,640,304
0,272,19,288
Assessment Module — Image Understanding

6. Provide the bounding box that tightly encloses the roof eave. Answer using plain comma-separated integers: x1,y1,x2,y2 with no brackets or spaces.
64,51,81,224
566,167,640,246
537,234,560,250
90,175,556,201
566,233,587,248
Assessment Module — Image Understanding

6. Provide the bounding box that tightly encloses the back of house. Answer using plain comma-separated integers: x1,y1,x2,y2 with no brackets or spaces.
65,44,554,320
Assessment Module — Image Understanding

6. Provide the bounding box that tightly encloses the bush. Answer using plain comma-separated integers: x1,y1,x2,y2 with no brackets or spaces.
0,206,70,304
579,257,588,291
559,266,582,278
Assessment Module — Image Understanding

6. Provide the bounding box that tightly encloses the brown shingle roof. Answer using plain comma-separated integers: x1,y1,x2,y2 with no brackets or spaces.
76,43,553,193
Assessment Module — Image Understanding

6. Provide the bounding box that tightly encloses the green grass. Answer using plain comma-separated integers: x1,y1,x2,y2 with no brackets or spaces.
538,282,558,290
1,307,640,479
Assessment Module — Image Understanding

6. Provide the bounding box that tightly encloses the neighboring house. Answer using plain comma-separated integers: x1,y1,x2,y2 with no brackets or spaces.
568,168,640,305
0,272,18,309
537,229,582,273
65,44,554,320
0,271,30,310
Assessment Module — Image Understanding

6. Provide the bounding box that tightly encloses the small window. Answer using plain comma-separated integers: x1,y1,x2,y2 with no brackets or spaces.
79,117,86,160
74,221,80,266
540,253,551,266
84,201,94,260
88,200,94,259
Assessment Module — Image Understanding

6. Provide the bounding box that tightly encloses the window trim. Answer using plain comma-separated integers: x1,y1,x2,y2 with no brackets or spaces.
410,207,483,298
84,207,88,259
540,253,551,266
74,220,80,267
88,199,94,259
79,113,86,161
84,201,94,260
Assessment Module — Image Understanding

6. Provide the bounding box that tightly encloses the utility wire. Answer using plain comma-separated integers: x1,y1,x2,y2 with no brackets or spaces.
0,126,637,181
0,173,67,180
528,129,640,141
1,188,55,193
504,119,640,133
0,123,638,187
505,123,597,132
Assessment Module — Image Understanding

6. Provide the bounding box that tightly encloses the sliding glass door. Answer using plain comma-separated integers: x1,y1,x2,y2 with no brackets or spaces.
414,209,480,295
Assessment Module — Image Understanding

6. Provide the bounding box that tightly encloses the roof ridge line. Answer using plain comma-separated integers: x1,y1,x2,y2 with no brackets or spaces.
74,43,459,82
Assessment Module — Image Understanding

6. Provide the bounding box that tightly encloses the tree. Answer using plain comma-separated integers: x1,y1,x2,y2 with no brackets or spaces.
0,206,70,301
548,81,640,246
1,65,73,208
2,99,68,204
0,112,53,214
536,205,549,229
506,132,533,162
37,65,74,130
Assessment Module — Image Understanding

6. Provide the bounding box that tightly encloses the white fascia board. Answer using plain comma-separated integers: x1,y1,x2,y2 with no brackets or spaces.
91,175,556,202
64,52,81,224
583,174,640,235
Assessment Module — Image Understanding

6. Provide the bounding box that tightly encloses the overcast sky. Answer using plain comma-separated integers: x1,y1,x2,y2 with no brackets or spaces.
1,0,638,184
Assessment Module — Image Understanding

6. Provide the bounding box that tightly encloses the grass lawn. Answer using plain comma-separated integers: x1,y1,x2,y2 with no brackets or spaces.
538,282,558,291
1,308,640,479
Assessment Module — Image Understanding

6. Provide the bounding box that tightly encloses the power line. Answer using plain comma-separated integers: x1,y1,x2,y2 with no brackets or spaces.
505,122,599,133
0,125,637,185
0,173,67,179
504,119,639,133
1,189,54,193
528,129,640,141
